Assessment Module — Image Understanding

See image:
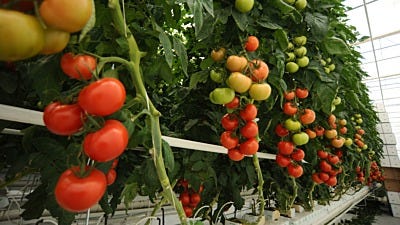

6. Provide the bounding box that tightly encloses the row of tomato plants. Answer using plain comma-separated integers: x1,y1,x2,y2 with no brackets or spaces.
0,0,385,224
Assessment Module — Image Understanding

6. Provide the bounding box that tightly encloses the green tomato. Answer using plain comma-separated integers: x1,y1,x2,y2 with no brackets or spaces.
284,118,301,132
332,96,341,105
295,0,307,10
328,64,336,71
320,59,327,66
284,0,296,4
296,56,309,67
324,67,330,74
362,144,368,150
292,132,309,146
356,118,363,124
210,70,223,83
286,52,296,62
344,138,353,147
294,46,307,57
209,88,235,105
287,42,295,50
293,36,307,46
235,0,254,13
286,62,299,74
249,83,271,101
227,72,252,93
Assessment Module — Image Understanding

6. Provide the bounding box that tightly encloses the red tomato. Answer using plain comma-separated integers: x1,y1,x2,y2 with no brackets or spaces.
111,158,119,169
239,138,259,155
317,150,328,159
319,160,332,173
276,154,291,168
228,148,245,161
179,191,190,206
291,149,305,161
106,168,117,185
179,179,189,189
312,173,323,184
60,53,97,80
275,123,289,137
221,114,239,131
314,126,325,136
55,166,107,212
245,36,259,52
325,176,337,186
225,96,240,109
328,155,340,165
288,163,303,178
284,91,295,101
183,206,193,217
83,120,128,162
300,109,316,125
240,104,257,121
43,102,84,136
295,88,309,99
318,172,330,182
283,102,298,116
78,78,126,116
190,192,201,207
240,121,258,138
220,131,239,149
277,141,294,155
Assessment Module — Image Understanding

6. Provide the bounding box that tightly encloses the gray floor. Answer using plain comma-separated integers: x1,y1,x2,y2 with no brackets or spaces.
373,213,400,225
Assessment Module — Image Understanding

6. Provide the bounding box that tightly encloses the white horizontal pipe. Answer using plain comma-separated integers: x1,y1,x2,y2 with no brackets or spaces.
0,104,276,160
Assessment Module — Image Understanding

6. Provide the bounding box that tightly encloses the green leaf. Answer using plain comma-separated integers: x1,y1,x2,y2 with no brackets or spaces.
272,0,296,14
121,182,139,207
0,71,17,94
162,139,175,172
201,0,214,17
173,37,188,76
79,0,96,42
192,161,206,172
305,12,329,40
257,18,282,30
193,0,204,38
99,191,113,215
313,80,338,114
189,70,208,89
184,118,199,131
159,61,174,83
21,183,47,220
273,29,289,50
323,37,351,55
158,32,174,68
232,10,248,31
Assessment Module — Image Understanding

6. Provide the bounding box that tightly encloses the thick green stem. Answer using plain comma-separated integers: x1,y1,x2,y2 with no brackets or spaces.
252,155,265,222
308,182,316,210
288,177,298,210
108,1,187,224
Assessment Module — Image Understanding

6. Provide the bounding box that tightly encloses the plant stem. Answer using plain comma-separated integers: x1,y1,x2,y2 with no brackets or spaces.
288,177,298,210
252,155,265,222
308,182,316,210
108,1,187,224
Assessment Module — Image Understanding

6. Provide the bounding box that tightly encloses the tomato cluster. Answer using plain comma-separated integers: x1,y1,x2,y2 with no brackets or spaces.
285,35,309,74
311,149,342,186
0,0,93,61
356,161,384,184
43,57,127,212
275,141,304,178
220,102,260,161
177,179,204,217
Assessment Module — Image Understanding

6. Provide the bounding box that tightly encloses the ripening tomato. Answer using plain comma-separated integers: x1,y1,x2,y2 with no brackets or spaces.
239,138,259,155
300,109,316,125
220,131,239,149
314,126,325,136
228,148,245,161
240,104,257,121
245,36,259,52
226,55,248,72
40,28,70,55
78,78,126,116
221,114,239,131
319,172,330,182
240,121,258,138
312,173,323,184
283,102,298,116
277,141,294,155
325,176,337,186
43,102,85,136
295,88,309,99
61,53,97,80
276,154,291,168
83,120,129,162
183,206,193,217
249,59,269,82
288,163,303,178
328,155,340,165
106,168,117,185
305,129,317,139
225,96,240,109
39,0,93,33
317,150,328,159
284,91,295,101
211,48,226,62
55,166,107,212
0,9,45,61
